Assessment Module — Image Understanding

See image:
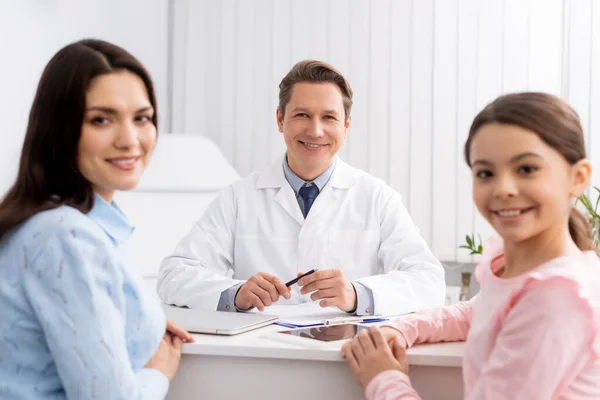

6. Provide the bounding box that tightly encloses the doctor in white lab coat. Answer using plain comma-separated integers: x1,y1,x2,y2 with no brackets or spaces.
157,60,445,316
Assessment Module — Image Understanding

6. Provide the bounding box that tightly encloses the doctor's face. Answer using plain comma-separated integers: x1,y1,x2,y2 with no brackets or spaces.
277,82,351,181
77,70,157,203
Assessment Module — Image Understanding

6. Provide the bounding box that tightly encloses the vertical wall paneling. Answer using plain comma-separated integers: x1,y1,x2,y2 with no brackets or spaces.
183,0,208,139
528,0,564,94
270,0,293,164
473,0,503,246
328,0,352,162
346,0,371,172
503,0,529,93
309,0,330,61
169,0,190,133
235,0,256,175
432,0,458,260
590,1,600,190
388,0,412,203
290,0,311,60
455,0,479,262
409,0,434,245
203,0,223,151
565,0,592,171
218,0,237,164
172,0,600,260
252,0,274,171
368,0,392,182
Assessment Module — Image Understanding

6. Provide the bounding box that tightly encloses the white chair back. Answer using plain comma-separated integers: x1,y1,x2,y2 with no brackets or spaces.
115,134,240,279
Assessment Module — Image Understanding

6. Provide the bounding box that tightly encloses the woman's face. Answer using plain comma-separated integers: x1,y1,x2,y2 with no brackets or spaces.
77,70,157,202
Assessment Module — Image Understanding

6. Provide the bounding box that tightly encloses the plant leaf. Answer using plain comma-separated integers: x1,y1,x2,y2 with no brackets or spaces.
579,194,594,214
466,235,472,247
459,245,472,250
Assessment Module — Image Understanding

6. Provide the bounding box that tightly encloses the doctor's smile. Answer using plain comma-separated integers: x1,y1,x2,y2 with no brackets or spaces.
298,140,328,151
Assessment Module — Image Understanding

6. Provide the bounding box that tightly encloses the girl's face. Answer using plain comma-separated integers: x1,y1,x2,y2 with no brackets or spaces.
470,123,590,245
77,70,157,203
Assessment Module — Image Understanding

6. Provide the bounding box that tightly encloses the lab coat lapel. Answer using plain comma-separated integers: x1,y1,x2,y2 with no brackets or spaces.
256,157,304,225
304,158,355,222
274,185,304,225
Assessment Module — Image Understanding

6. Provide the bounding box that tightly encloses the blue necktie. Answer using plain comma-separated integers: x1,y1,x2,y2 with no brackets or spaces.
299,183,319,217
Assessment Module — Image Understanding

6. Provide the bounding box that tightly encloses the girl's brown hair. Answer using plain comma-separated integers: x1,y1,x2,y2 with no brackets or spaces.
0,39,157,240
464,92,594,251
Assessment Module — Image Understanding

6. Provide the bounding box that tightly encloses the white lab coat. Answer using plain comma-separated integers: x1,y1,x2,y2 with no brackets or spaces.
157,157,445,315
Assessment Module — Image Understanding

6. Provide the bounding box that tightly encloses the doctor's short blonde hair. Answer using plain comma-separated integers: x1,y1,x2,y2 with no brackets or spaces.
278,60,353,122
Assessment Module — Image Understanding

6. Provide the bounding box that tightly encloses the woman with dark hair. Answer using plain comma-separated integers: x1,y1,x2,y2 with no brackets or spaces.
341,93,600,399
0,39,193,399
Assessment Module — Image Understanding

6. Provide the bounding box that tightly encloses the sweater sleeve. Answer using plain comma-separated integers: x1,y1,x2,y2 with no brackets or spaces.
384,297,474,347
22,229,169,400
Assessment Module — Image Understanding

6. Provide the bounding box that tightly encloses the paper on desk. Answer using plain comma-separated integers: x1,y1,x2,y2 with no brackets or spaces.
251,303,349,327
250,302,389,327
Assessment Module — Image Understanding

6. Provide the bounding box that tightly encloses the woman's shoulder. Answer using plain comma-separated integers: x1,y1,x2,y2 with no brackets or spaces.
14,205,109,252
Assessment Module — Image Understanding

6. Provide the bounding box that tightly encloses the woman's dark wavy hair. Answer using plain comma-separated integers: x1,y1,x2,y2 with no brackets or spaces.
0,39,157,239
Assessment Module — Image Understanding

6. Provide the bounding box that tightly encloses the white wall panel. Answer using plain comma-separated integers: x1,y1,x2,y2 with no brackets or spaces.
455,0,479,262
408,0,434,245
432,0,458,260
173,0,600,260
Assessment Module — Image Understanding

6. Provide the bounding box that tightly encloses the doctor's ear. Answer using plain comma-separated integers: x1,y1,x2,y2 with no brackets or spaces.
344,114,352,131
276,107,284,133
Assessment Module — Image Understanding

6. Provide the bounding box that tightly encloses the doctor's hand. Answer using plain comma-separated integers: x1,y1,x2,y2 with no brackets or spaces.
235,272,291,312
341,327,409,390
298,269,357,312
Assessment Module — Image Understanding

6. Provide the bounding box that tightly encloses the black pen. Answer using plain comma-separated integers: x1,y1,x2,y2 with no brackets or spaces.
285,269,317,287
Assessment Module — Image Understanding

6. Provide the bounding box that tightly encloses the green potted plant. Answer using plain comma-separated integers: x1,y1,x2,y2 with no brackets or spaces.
577,186,600,250
459,234,483,255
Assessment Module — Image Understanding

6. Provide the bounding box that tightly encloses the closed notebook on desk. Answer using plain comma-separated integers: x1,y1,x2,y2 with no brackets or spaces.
162,305,278,335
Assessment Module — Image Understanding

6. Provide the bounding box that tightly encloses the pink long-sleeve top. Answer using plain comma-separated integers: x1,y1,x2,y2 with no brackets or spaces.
366,237,600,400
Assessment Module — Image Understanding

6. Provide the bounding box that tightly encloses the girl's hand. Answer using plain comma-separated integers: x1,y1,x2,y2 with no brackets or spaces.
342,326,409,389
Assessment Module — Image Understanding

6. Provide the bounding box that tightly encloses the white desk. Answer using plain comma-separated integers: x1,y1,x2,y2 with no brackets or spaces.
167,324,464,400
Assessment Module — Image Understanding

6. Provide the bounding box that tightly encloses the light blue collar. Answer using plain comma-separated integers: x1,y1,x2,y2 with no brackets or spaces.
282,154,336,193
87,193,134,243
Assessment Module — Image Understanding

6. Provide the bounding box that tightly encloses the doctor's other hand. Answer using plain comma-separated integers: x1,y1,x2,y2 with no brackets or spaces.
145,333,183,382
235,272,291,311
341,327,409,390
298,269,357,312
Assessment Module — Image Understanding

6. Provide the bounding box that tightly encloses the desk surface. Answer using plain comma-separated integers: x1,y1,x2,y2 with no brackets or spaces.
182,324,464,367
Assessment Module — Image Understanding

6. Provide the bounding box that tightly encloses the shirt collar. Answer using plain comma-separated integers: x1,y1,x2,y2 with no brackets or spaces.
282,154,337,193
87,193,135,243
